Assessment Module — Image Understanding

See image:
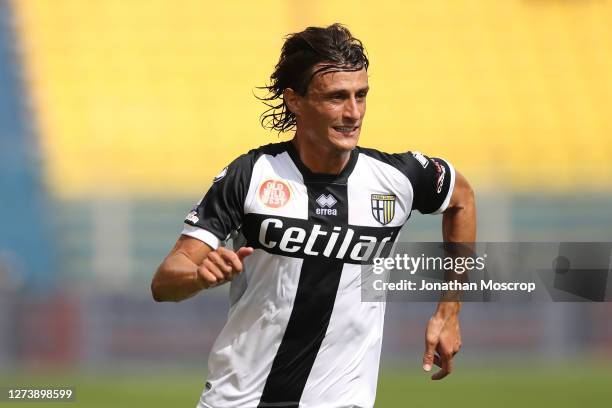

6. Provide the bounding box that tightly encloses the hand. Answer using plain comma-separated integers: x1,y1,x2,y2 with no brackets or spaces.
422,305,462,380
196,246,254,288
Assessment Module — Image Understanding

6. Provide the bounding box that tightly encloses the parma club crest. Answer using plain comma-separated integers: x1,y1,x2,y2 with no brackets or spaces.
371,194,396,225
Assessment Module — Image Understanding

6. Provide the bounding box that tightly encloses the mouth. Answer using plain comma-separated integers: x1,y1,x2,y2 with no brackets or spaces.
332,125,360,135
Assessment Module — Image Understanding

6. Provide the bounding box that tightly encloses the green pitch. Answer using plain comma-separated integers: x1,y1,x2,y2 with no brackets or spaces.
1,364,610,407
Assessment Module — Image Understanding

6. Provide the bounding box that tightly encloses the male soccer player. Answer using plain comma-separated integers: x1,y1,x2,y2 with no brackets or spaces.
152,23,476,408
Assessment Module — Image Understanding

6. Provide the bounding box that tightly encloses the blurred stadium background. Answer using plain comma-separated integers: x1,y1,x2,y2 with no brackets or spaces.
1,0,611,407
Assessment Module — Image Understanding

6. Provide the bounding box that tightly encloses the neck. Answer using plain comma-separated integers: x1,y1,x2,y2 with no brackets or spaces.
291,135,352,174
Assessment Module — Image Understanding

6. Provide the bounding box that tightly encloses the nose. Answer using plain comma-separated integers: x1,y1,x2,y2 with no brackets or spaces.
343,97,361,122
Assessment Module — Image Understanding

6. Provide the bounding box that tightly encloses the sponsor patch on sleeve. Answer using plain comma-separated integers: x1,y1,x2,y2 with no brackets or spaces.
433,160,446,193
213,166,228,183
412,151,429,168
185,209,199,224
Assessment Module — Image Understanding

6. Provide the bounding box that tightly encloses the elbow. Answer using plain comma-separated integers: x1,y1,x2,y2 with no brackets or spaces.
463,184,475,208
151,279,163,302
451,171,476,210
151,267,167,302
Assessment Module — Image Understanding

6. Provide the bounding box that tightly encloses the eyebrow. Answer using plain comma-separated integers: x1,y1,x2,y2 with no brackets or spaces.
323,86,370,96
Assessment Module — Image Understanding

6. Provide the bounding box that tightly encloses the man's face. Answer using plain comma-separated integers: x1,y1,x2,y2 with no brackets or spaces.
292,67,369,153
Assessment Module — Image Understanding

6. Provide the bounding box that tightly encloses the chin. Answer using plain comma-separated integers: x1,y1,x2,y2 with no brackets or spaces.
329,131,360,152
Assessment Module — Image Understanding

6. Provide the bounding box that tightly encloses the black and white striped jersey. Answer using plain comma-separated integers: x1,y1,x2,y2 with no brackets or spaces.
182,141,455,408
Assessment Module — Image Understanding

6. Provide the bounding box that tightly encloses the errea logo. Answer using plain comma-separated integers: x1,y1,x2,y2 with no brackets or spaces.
316,194,337,208
316,194,337,216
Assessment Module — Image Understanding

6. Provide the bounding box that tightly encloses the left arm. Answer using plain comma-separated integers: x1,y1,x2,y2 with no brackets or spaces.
422,169,476,380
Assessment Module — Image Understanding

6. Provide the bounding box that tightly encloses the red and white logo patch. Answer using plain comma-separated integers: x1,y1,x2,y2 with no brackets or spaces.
259,179,291,208
433,160,446,194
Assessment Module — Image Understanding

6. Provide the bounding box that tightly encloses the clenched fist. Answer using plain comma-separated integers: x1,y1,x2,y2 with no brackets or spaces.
196,246,254,288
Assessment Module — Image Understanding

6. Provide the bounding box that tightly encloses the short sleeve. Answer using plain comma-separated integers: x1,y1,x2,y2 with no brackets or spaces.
404,151,455,214
181,153,255,249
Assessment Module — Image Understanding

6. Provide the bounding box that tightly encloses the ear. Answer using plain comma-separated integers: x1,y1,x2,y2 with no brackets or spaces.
283,88,301,116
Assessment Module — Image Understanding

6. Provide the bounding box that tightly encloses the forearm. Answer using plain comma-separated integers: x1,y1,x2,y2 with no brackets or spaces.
437,177,476,315
151,252,205,302
442,195,476,243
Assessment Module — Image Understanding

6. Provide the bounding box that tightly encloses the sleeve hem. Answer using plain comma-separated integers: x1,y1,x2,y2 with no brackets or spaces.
432,161,456,214
181,224,221,249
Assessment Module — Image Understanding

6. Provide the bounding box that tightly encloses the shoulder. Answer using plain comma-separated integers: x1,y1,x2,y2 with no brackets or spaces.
250,141,291,157
245,141,291,160
356,146,455,214
355,146,424,175
232,142,290,165
226,142,291,172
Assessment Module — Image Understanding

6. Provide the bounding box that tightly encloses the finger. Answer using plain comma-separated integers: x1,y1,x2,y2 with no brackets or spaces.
423,328,440,372
423,349,435,372
208,251,233,277
217,247,244,273
197,267,219,288
433,354,442,368
237,247,254,261
432,353,454,380
208,250,233,271
431,368,449,381
202,258,225,281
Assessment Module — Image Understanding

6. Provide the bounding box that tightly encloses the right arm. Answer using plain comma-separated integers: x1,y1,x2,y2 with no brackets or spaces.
151,235,253,302
153,152,256,302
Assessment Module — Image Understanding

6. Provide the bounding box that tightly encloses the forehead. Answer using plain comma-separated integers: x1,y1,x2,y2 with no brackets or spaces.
307,66,368,94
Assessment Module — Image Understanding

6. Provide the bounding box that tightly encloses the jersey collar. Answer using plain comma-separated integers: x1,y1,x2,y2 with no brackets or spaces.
286,141,359,184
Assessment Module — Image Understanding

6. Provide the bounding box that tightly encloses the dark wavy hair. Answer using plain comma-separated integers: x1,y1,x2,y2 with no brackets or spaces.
257,23,369,133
